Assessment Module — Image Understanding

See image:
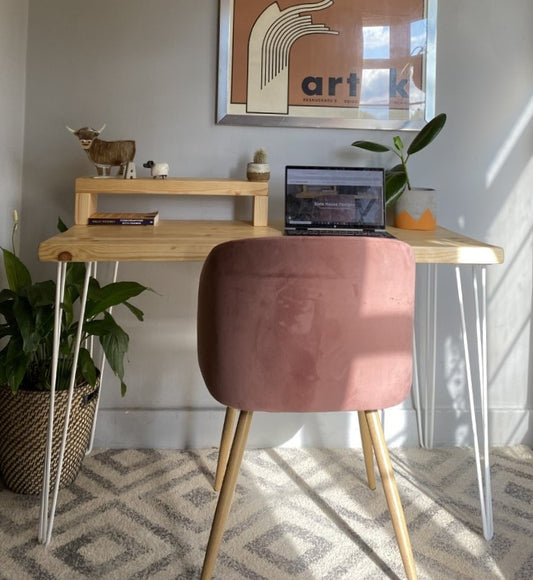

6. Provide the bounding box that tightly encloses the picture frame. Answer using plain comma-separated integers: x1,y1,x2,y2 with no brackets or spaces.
217,0,438,130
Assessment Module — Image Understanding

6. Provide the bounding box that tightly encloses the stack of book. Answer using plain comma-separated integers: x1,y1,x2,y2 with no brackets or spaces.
88,211,159,225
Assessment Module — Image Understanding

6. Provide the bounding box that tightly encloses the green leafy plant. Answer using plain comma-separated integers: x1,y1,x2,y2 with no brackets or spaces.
0,217,150,396
351,113,447,207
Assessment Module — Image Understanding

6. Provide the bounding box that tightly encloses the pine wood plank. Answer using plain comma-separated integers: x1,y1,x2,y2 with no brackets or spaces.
74,177,269,225
389,226,504,264
38,221,283,262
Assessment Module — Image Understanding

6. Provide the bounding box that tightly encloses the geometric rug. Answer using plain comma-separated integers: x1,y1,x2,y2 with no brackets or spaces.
1,446,532,579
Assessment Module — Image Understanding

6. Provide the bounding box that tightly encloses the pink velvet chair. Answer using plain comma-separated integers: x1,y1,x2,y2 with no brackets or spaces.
197,236,417,579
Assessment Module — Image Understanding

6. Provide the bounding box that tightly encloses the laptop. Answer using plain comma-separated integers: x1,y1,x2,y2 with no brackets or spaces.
284,165,394,237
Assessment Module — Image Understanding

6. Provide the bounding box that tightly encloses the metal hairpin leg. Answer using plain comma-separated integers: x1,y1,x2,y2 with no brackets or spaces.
86,261,120,454
412,264,437,450
455,265,493,540
425,264,437,449
39,261,94,545
412,263,493,539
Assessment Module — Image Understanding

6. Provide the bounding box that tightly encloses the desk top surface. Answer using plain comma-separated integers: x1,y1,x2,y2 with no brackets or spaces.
38,221,504,265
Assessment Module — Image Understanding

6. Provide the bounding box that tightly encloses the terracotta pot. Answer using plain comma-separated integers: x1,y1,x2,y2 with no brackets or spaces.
394,188,436,230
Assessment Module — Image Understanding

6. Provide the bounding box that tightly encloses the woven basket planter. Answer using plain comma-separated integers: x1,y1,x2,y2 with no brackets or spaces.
0,382,99,494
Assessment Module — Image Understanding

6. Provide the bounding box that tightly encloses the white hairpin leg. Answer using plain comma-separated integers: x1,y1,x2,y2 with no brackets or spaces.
86,261,120,455
424,264,437,448
39,261,66,543
412,264,437,449
455,265,493,540
39,261,94,545
411,329,424,446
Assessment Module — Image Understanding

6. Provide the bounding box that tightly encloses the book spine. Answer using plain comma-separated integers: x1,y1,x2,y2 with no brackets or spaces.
88,218,156,225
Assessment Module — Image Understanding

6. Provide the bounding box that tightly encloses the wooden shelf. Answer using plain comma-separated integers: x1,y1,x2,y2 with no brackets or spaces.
74,177,269,226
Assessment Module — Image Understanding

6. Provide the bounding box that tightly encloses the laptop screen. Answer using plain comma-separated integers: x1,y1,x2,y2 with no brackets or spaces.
285,166,386,230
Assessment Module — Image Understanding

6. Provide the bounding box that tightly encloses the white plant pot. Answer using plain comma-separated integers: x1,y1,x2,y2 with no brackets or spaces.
247,162,270,182
394,187,437,230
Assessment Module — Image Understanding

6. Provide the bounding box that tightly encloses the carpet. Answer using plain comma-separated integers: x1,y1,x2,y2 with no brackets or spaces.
0,446,532,579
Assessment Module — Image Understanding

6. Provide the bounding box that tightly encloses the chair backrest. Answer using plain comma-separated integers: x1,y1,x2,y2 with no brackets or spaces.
197,236,415,413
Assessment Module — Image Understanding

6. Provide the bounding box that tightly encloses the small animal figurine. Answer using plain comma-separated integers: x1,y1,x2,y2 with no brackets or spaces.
143,160,169,179
67,124,136,177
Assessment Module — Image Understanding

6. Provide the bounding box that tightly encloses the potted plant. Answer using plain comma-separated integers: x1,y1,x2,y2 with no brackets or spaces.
0,215,150,493
351,113,447,230
246,148,270,182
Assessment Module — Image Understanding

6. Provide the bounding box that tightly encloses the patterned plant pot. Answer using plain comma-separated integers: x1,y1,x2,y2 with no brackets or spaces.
394,188,437,231
0,382,99,494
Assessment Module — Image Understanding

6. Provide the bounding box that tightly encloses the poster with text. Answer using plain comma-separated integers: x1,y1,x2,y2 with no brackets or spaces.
217,0,436,129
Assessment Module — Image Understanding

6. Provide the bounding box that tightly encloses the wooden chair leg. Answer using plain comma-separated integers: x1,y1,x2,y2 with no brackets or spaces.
358,410,376,490
365,410,417,580
214,406,238,491
201,410,253,580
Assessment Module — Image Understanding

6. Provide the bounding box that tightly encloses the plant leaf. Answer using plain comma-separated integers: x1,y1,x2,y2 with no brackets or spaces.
393,136,404,153
122,301,145,321
78,347,98,387
57,217,68,233
407,113,447,155
2,248,32,292
12,297,38,352
85,313,129,382
85,281,148,318
351,140,392,153
385,168,408,206
2,339,30,392
26,280,56,307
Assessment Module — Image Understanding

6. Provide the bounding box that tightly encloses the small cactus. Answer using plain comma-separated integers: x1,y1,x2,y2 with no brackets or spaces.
253,148,268,164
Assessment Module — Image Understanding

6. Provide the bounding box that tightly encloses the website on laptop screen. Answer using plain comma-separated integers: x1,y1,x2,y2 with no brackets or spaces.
285,167,385,229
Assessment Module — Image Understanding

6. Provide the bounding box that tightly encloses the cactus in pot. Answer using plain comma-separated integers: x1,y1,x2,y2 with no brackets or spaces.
247,148,270,182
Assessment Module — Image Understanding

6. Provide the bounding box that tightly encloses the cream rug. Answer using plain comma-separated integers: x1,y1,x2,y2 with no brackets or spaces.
1,446,532,579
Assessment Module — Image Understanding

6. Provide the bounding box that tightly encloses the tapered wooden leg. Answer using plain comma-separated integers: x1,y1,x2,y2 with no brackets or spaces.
214,407,238,491
201,410,253,580
365,410,417,580
358,410,376,490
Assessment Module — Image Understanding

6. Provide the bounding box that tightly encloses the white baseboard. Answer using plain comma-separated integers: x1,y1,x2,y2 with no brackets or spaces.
93,407,533,449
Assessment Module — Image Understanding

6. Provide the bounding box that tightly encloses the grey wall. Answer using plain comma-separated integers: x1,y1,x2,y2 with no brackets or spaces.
13,0,533,447
0,0,28,253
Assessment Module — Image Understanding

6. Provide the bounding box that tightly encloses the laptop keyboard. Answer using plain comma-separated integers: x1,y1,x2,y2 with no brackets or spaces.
286,229,394,238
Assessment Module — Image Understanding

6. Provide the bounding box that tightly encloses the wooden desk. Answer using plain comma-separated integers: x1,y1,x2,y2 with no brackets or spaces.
38,196,503,544
39,223,503,265
39,220,282,262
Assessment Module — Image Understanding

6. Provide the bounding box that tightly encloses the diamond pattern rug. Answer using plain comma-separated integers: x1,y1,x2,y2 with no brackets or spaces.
1,446,532,579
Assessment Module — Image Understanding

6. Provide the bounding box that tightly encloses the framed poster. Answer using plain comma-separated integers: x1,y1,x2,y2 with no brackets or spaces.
217,0,437,130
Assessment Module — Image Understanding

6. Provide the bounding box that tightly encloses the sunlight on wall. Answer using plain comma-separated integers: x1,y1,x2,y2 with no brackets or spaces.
487,156,533,416
486,95,533,189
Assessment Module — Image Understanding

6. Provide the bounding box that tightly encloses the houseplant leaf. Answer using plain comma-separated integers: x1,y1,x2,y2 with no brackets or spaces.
385,165,408,206
407,112,447,155
2,248,31,292
77,347,98,387
351,140,392,153
84,312,129,387
85,281,148,318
